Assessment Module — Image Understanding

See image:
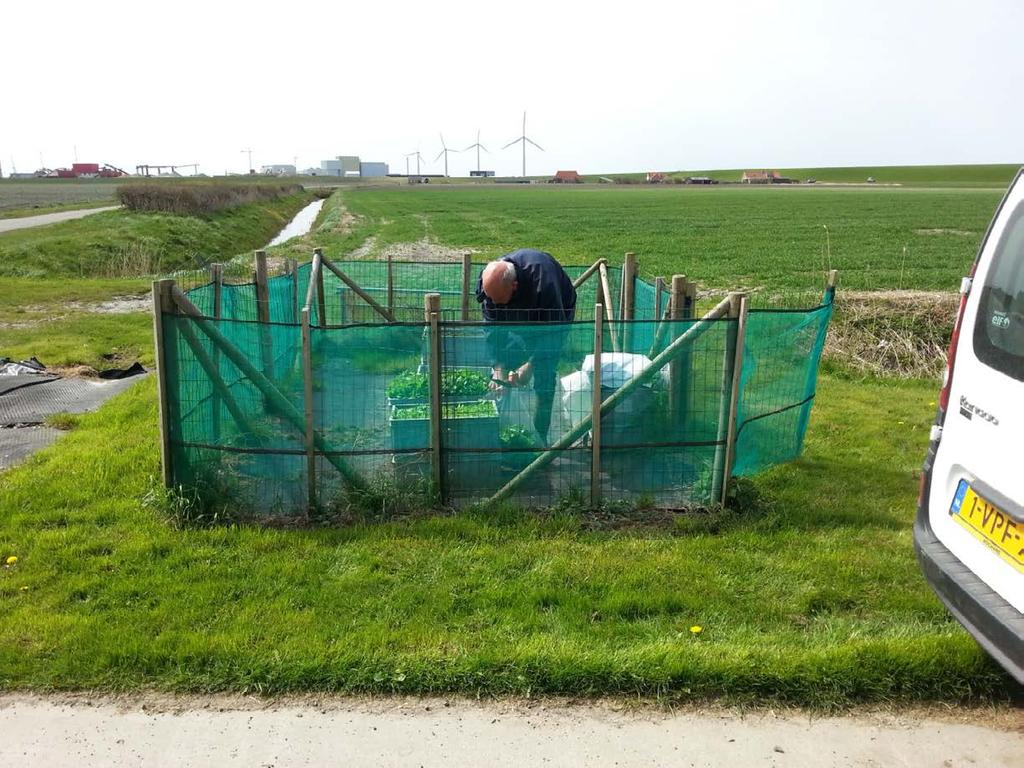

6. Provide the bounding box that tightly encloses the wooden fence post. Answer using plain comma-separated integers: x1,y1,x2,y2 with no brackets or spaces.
598,261,619,352
314,248,327,325
590,304,603,508
654,276,664,322
461,252,473,321
254,250,270,323
151,279,175,488
254,250,275,382
387,252,395,318
622,251,637,350
210,264,223,317
209,264,223,443
669,275,686,427
301,306,317,514
720,294,749,506
425,293,444,501
678,277,697,434
711,292,744,504
287,259,299,324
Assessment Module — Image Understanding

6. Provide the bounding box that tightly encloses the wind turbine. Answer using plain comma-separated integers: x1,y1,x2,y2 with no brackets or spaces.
502,111,543,178
405,149,426,176
435,133,459,178
463,129,489,174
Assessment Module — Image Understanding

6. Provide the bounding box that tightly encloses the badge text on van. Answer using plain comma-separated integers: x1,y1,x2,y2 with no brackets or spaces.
959,395,999,425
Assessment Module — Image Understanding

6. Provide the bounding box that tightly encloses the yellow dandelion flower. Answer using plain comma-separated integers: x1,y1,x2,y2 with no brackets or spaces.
689,625,703,634
5,556,17,565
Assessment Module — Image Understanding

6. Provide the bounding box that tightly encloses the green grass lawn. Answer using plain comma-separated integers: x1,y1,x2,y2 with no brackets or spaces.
314,186,1001,292
0,374,1013,704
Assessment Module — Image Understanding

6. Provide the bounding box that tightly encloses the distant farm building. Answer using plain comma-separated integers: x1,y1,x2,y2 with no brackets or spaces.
261,164,297,176
552,170,582,184
470,170,496,178
741,170,792,184
646,172,666,183
686,176,718,185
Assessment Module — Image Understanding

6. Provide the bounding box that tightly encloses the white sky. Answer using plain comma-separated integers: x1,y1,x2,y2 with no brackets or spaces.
1,0,1021,177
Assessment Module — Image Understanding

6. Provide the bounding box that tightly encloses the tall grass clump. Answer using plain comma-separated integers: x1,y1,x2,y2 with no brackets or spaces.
118,182,304,216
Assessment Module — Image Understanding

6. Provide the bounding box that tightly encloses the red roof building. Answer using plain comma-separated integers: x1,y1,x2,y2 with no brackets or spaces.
552,170,582,183
741,170,780,183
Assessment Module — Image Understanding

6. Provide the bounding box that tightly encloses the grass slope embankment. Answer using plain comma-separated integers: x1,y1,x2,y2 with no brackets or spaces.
0,192,313,279
0,192,313,370
0,375,1013,704
313,186,999,292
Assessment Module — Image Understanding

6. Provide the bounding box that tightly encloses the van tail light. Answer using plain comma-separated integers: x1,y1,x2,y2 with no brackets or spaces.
937,271,976,422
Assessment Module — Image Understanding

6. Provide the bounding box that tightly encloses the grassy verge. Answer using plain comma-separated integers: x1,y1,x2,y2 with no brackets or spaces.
0,279,153,370
0,193,313,278
0,374,1013,704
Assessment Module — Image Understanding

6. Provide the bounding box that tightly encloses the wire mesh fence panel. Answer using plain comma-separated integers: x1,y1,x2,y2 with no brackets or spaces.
439,320,595,507
599,317,735,506
165,314,308,516
312,323,428,510
162,259,835,517
268,271,298,324
733,295,833,476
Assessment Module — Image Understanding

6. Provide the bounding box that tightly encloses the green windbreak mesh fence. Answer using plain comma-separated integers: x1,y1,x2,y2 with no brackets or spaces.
159,259,833,515
186,260,631,325
732,294,833,477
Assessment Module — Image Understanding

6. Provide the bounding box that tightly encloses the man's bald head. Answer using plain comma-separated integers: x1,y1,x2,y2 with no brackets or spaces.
481,260,518,305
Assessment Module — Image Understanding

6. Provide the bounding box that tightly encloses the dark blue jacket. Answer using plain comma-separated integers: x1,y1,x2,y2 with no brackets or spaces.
475,249,576,375
475,249,577,323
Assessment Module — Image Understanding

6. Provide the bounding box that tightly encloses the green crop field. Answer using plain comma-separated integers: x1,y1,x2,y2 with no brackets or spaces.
292,185,1003,293
0,169,1019,705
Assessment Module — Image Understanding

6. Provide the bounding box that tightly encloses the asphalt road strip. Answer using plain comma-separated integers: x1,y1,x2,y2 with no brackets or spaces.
0,205,121,233
0,695,1019,767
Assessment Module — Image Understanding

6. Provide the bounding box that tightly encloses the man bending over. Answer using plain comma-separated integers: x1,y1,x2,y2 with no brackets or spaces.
476,249,577,443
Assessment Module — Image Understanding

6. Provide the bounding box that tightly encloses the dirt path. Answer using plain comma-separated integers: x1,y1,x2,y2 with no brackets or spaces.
0,205,120,233
0,695,1019,767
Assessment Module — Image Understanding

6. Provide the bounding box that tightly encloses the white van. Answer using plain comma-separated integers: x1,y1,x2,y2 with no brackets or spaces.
915,168,1024,683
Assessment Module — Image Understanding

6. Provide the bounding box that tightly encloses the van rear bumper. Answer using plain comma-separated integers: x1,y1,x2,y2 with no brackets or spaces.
914,502,1024,685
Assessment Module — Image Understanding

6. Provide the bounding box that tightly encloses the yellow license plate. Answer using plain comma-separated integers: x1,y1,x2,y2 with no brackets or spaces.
950,480,1024,573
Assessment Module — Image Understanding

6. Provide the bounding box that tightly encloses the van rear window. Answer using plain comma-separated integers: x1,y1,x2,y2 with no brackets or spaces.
973,202,1024,381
